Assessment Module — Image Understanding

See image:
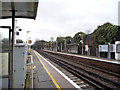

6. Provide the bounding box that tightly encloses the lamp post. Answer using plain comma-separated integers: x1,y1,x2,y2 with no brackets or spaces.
108,43,111,59
56,41,58,51
63,38,66,52
26,31,30,44
14,20,22,44
26,31,31,55
51,37,54,51
79,34,84,55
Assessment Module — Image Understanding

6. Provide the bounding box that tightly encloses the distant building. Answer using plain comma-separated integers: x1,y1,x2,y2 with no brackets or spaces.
85,34,95,56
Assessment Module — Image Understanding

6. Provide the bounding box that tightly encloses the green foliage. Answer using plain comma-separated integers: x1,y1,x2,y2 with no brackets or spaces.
56,37,64,44
92,22,118,46
57,36,72,45
2,38,9,50
33,22,119,50
65,36,72,44
73,32,86,44
34,40,47,49
16,39,24,43
24,73,30,89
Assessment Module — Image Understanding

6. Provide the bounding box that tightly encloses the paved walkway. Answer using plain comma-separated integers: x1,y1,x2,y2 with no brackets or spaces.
32,50,79,89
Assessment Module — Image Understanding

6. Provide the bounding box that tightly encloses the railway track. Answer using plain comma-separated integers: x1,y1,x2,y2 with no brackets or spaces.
45,56,95,89
38,50,120,90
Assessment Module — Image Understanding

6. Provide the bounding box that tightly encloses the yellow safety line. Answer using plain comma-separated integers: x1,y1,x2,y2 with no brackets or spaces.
34,51,61,90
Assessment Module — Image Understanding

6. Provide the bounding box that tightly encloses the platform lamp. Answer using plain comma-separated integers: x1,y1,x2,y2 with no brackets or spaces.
26,31,30,44
15,26,22,44
63,38,67,52
79,34,84,55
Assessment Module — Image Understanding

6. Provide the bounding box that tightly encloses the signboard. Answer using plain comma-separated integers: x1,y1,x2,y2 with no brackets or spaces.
109,44,115,52
85,45,88,51
28,40,32,44
99,45,108,52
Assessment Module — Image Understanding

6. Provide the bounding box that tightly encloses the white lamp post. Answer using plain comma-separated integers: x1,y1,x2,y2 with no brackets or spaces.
79,34,84,55
63,39,67,52
14,20,22,44
26,31,30,44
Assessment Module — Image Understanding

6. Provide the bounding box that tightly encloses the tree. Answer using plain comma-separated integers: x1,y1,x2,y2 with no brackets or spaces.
92,22,119,46
73,32,86,44
56,37,64,44
65,36,72,44
33,40,47,49
16,39,24,43
2,38,9,50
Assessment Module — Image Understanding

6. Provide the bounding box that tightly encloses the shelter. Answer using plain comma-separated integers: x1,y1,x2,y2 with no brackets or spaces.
0,0,38,88
67,43,79,54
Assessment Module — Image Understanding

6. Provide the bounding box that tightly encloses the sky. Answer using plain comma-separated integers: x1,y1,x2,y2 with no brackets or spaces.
0,0,120,44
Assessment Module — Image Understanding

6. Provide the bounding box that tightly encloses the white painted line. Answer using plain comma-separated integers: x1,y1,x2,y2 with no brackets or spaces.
34,50,82,89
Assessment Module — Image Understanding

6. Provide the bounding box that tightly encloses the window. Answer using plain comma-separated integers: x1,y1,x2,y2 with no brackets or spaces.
0,27,10,88
0,28,9,76
116,44,120,53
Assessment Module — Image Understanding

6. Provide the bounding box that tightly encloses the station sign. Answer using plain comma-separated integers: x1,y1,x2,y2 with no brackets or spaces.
99,44,116,52
28,40,32,44
109,44,115,52
99,45,108,52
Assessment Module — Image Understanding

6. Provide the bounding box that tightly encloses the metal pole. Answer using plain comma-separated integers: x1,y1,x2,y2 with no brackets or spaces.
108,43,111,59
52,41,53,51
8,28,11,88
64,39,66,52
56,41,57,51
61,43,62,52
14,20,17,44
26,31,27,44
81,34,83,55
63,39,66,52
82,44,83,55
10,9,15,89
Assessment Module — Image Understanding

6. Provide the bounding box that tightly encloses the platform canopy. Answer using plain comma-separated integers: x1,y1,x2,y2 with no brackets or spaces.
0,0,38,19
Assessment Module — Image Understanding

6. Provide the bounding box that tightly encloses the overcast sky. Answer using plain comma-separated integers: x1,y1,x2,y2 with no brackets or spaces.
0,0,119,44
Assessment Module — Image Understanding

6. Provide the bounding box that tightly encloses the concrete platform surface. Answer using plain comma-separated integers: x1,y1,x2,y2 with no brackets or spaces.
32,50,80,89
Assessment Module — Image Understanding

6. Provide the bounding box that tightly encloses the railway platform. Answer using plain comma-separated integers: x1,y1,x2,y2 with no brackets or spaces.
32,50,80,89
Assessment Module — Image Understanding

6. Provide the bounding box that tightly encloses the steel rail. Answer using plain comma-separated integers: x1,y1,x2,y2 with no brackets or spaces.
39,51,120,90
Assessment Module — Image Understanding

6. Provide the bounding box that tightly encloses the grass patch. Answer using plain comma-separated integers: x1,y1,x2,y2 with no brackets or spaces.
24,73,30,90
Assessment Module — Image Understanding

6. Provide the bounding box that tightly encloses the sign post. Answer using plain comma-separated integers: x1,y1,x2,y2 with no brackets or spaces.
28,40,32,54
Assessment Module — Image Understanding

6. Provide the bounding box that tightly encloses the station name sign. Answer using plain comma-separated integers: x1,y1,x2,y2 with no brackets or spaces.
99,45,108,52
99,44,115,52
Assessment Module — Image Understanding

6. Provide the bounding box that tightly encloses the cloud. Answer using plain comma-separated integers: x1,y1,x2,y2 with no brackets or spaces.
0,0,119,43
